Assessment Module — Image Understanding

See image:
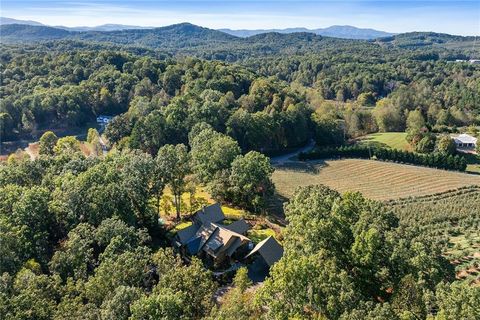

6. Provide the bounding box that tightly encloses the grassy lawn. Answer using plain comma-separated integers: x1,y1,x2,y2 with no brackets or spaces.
23,140,96,160
159,186,251,221
357,132,410,151
272,159,480,201
165,220,193,239
174,221,193,231
467,164,480,174
247,228,277,243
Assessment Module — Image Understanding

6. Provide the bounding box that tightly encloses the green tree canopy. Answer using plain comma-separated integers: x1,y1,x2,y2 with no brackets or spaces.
39,131,58,156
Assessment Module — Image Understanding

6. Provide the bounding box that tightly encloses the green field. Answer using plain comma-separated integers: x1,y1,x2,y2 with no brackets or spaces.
357,132,410,151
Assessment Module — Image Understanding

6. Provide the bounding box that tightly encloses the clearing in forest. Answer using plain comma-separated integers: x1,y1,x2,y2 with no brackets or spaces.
272,158,480,201
357,132,410,151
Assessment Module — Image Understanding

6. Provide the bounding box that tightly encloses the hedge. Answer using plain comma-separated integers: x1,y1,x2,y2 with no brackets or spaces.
298,145,468,172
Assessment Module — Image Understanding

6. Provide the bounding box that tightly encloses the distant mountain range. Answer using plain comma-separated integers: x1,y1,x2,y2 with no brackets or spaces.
0,17,152,32
0,17,44,26
219,26,395,40
1,17,393,39
1,19,478,60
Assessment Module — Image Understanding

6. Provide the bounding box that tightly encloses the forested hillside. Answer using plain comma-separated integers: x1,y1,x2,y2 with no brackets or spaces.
1,152,478,318
0,46,313,153
1,38,479,147
1,23,479,58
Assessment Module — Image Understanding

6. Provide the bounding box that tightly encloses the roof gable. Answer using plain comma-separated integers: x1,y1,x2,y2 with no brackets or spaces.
176,224,200,244
194,203,225,224
245,236,284,266
223,219,250,235
202,223,250,257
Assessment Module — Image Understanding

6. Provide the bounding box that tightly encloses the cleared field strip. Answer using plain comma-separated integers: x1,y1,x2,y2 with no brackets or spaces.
357,132,410,151
273,159,480,201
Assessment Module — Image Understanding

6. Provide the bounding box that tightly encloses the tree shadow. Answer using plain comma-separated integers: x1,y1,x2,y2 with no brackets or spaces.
274,160,327,174
266,191,289,225
357,137,389,150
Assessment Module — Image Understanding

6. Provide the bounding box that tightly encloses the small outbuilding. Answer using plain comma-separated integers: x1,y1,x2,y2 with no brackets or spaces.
245,236,284,282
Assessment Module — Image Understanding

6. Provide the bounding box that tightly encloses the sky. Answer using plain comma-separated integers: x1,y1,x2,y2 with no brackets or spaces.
1,0,479,35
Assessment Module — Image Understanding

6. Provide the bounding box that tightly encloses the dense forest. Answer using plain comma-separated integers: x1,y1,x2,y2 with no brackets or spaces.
1,150,479,319
1,32,479,148
1,22,480,319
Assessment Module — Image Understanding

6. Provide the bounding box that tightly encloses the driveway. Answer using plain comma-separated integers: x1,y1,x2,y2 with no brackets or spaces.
270,139,315,165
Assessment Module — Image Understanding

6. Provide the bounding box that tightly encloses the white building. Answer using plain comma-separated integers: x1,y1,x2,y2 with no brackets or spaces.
453,134,477,149
96,115,113,124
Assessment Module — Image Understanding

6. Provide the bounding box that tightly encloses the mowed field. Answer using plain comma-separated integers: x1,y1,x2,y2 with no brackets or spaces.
272,159,480,201
357,132,410,151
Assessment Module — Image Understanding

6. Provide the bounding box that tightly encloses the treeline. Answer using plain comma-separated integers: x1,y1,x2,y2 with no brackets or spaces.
245,52,480,134
0,147,220,319
2,39,480,146
0,127,274,270
299,145,468,171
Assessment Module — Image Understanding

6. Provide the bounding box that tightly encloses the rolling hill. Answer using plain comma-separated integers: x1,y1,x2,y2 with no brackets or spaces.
0,17,151,31
376,32,479,49
0,17,44,26
0,22,358,57
0,24,73,41
220,25,394,39
1,17,393,39
0,23,238,47
0,23,478,59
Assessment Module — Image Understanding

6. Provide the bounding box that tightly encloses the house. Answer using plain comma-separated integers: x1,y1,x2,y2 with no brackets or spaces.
245,236,284,282
469,59,480,65
453,134,477,150
173,203,284,278
96,115,113,124
174,203,252,267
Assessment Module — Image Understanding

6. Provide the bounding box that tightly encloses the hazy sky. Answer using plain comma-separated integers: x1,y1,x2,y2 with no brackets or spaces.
2,0,479,35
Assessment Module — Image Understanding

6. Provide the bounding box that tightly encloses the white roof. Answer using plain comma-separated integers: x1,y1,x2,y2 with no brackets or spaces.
453,134,477,144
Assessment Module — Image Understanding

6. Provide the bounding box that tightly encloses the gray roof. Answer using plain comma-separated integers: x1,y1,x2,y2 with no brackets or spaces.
194,203,225,224
176,223,200,245
202,223,250,258
194,222,218,251
223,219,250,235
175,204,251,259
245,236,283,267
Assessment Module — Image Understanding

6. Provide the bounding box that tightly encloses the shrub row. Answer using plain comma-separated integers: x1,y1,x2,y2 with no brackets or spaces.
299,145,468,171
